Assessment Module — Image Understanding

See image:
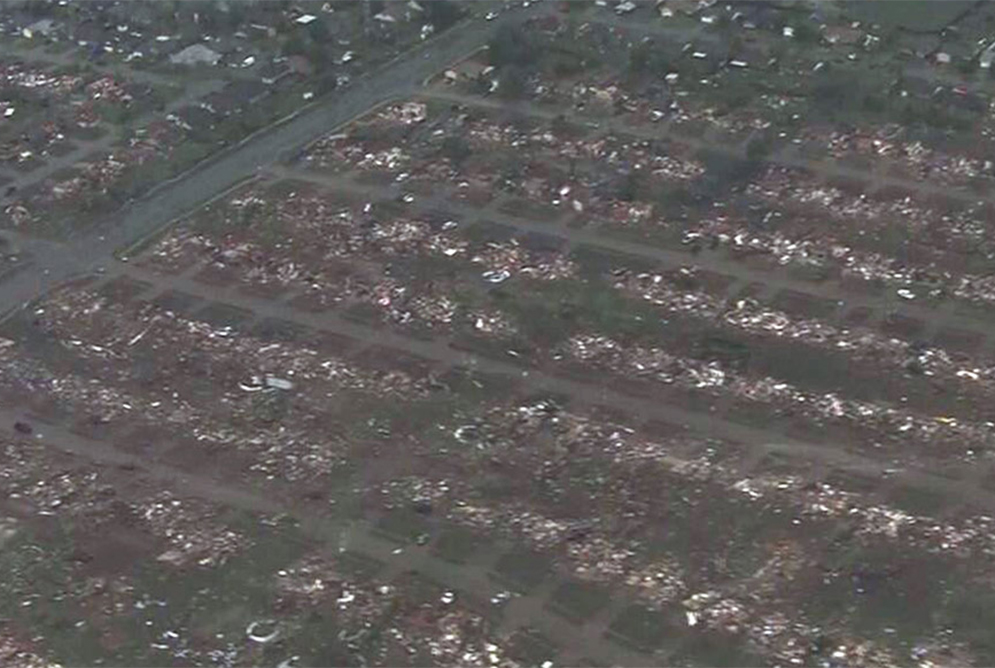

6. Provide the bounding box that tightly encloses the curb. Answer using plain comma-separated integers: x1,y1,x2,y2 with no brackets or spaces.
0,262,32,325
116,173,261,262
289,97,401,164
421,45,490,87
0,268,91,327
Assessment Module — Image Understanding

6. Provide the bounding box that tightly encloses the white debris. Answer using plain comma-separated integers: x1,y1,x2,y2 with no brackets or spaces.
265,376,294,391
482,270,511,284
246,620,279,643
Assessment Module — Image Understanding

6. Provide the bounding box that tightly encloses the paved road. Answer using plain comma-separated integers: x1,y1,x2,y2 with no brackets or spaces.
0,4,548,320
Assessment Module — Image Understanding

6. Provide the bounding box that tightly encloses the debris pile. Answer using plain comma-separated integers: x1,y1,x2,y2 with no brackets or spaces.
139,493,248,568
563,333,995,453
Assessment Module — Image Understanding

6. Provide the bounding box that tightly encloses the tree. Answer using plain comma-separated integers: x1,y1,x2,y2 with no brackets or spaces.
628,41,651,75
498,66,528,99
307,41,331,66
792,22,819,43
424,0,461,30
308,18,330,43
226,3,247,31
745,131,775,162
26,0,52,17
199,4,222,32
616,171,644,202
549,48,585,77
863,94,887,115
283,34,306,57
697,147,761,197
654,183,694,219
489,24,536,68
957,58,978,76
715,78,756,115
440,136,470,167
551,114,570,137
810,68,870,120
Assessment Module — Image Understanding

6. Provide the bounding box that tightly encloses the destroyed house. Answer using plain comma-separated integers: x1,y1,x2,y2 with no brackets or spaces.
258,61,291,85
168,104,216,133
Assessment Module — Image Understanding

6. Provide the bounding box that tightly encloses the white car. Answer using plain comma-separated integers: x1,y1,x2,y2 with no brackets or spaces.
485,11,498,20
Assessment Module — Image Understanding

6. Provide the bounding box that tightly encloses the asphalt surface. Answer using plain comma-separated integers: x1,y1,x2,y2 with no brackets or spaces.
0,5,545,320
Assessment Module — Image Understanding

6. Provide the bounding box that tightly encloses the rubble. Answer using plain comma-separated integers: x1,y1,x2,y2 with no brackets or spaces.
8,12,995,664
0,287,434,488
140,493,248,568
370,396,995,665
803,125,995,189
615,270,995,399
0,633,62,668
377,101,428,125
0,62,82,98
563,333,995,454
